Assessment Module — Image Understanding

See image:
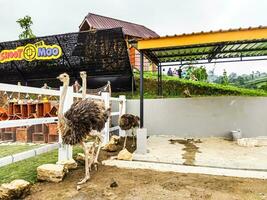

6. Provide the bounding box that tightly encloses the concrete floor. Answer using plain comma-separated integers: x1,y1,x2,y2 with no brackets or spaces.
133,135,267,171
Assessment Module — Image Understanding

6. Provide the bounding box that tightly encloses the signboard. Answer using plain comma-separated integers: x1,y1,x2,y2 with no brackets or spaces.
0,41,62,63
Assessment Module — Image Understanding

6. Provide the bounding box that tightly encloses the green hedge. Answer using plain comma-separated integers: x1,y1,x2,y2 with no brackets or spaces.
113,72,267,99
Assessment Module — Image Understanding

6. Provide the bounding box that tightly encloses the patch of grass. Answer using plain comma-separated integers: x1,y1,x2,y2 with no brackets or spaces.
0,145,83,184
113,72,267,99
0,144,41,158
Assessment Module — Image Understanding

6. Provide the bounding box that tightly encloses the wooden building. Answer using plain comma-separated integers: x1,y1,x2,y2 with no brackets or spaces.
79,13,159,71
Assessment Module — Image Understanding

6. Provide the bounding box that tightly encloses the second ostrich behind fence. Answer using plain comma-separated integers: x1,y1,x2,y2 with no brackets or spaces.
119,114,140,148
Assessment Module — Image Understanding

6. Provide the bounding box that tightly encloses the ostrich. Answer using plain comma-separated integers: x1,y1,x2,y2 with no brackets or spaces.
57,73,110,184
79,71,103,171
119,114,140,149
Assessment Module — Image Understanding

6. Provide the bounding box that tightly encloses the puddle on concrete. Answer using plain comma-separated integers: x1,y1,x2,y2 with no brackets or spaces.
169,139,202,166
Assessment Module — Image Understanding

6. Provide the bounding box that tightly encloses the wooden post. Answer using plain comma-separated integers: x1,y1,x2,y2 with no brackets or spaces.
17,82,21,100
119,95,126,137
58,86,73,162
102,92,110,145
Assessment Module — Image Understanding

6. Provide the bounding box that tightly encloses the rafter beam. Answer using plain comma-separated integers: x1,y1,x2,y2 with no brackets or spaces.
207,44,225,62
137,27,267,50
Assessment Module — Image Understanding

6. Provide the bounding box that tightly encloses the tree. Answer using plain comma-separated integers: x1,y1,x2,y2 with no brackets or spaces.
222,69,229,85
191,66,208,81
251,71,255,79
228,72,237,83
235,76,245,86
16,15,36,39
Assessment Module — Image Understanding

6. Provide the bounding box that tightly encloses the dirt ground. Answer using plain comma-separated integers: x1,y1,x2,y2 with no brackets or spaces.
26,165,267,200
24,137,267,200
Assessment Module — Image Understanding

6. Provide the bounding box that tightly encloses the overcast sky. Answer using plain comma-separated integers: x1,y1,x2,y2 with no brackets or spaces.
1,0,267,75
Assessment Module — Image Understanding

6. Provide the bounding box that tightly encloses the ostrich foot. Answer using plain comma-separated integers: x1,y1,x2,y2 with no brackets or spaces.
93,161,100,171
77,175,90,185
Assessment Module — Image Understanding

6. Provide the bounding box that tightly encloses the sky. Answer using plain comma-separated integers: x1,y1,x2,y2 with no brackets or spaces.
1,0,267,75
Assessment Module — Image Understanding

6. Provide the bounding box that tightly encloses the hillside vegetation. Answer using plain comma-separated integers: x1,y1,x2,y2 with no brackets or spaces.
113,72,267,99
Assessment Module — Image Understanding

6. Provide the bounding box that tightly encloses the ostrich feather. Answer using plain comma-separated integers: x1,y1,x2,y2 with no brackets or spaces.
61,99,110,145
119,114,140,131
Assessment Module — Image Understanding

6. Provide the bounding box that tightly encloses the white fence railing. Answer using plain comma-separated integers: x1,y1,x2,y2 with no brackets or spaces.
0,83,126,162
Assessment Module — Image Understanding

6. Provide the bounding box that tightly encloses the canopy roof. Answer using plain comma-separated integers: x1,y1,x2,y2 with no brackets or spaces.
136,26,267,64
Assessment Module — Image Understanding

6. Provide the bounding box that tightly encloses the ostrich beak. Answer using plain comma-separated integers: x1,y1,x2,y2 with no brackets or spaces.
56,76,60,80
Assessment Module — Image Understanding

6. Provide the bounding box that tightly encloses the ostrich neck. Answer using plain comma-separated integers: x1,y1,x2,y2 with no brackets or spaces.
58,82,69,119
82,77,87,100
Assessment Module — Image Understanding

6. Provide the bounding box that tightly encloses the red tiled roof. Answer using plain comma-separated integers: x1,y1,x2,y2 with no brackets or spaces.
80,13,159,38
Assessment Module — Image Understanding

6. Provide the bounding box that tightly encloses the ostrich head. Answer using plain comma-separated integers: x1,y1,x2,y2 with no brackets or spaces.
57,73,70,86
80,71,87,80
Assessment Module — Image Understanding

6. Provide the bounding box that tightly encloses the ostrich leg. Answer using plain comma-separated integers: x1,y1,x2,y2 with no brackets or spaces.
77,141,90,185
93,132,103,171
88,142,96,171
131,127,135,147
123,134,128,149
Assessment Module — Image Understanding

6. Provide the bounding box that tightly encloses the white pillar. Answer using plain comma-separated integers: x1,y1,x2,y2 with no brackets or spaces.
102,92,110,145
136,128,147,155
58,86,73,162
119,95,126,137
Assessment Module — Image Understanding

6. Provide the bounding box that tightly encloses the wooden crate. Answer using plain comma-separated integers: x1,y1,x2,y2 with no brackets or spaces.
32,124,48,143
37,103,44,117
27,104,37,118
32,132,47,143
16,128,32,143
0,108,8,121
48,124,58,135
4,127,16,133
0,129,3,140
8,102,14,115
13,104,21,115
48,135,58,143
43,102,51,116
21,104,28,118
47,123,58,143
1,132,16,142
37,102,51,118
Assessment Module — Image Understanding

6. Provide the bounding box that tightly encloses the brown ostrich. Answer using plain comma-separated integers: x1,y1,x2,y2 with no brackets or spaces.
79,71,104,171
57,73,110,185
119,114,140,148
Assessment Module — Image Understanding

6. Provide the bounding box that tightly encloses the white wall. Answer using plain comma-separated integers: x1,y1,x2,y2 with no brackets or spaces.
126,97,267,138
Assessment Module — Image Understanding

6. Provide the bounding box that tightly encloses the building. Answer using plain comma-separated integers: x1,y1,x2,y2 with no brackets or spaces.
79,13,159,71
0,28,134,91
